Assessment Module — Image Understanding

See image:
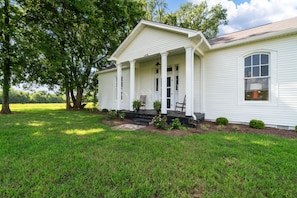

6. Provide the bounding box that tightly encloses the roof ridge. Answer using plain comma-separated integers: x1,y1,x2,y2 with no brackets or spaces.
140,19,199,33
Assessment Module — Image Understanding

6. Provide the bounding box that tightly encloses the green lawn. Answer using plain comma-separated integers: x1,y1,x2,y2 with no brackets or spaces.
1,104,297,197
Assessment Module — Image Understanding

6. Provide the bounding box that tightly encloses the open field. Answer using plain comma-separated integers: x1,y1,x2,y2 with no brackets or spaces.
1,104,297,197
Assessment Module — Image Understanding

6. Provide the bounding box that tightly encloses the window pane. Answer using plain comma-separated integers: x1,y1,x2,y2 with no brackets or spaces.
252,66,259,77
156,78,159,91
245,67,251,77
245,56,251,66
167,99,170,108
253,54,259,65
167,88,170,97
261,65,269,76
245,78,269,101
167,77,171,87
261,54,269,64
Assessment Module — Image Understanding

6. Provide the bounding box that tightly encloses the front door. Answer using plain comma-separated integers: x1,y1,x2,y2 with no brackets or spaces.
154,65,178,110
166,66,175,110
167,76,172,109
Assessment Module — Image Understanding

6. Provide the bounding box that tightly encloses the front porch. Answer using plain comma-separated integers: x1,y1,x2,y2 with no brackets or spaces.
123,110,205,127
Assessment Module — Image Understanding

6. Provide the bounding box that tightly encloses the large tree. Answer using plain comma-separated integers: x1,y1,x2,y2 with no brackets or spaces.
164,1,228,38
0,0,36,113
27,0,145,110
140,0,228,39
141,0,167,22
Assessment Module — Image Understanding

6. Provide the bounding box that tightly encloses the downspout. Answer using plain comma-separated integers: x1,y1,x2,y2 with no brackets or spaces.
191,38,203,120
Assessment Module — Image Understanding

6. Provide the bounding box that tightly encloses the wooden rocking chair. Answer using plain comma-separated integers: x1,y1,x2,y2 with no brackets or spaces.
139,95,146,109
175,95,186,112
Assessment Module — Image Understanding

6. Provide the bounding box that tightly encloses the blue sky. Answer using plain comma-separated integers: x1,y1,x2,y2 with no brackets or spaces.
167,0,249,12
166,0,297,35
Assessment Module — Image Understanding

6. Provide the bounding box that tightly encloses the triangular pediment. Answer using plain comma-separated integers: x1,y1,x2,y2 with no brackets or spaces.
110,20,204,63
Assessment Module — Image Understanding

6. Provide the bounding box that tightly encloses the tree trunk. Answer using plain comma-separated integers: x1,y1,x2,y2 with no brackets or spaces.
1,0,12,114
65,89,72,110
73,87,84,109
70,89,76,105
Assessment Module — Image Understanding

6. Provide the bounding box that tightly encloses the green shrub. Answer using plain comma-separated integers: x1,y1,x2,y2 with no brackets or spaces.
216,117,229,125
102,108,109,112
231,125,240,132
107,110,117,120
216,124,226,131
153,101,161,113
119,112,125,120
169,118,186,131
200,124,210,131
249,119,265,129
133,100,141,111
152,115,167,130
295,126,297,132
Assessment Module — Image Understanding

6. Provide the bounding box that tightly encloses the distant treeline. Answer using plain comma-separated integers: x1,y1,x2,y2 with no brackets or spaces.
0,89,65,104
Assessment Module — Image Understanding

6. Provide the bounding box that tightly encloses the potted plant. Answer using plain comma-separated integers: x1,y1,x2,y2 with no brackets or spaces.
133,100,141,112
153,101,161,114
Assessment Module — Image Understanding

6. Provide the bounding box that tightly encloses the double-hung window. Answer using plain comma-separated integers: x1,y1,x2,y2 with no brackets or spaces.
244,53,270,101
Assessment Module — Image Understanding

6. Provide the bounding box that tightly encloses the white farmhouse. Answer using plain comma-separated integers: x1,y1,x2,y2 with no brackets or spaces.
98,17,297,129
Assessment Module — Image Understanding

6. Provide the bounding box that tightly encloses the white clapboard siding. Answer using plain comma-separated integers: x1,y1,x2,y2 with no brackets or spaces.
204,34,297,128
98,68,130,110
116,27,192,63
98,70,117,110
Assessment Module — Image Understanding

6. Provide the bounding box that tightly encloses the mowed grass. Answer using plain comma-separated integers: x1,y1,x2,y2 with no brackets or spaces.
1,104,297,197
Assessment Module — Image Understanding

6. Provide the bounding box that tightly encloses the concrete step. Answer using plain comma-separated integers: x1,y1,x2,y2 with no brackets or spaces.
131,118,151,126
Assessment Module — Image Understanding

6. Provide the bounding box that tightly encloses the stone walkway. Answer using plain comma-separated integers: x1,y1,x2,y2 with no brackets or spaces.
112,124,146,131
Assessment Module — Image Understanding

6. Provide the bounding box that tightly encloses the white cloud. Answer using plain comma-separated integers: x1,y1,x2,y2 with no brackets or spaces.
190,0,297,35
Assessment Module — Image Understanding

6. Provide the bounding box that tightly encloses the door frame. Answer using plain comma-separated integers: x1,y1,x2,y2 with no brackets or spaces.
153,64,179,110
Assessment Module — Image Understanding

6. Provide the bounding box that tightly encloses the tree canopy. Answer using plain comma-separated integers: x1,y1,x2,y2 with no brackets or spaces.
25,0,145,110
141,0,228,38
0,0,227,113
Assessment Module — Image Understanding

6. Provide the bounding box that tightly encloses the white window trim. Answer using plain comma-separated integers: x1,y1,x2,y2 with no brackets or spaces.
238,49,278,106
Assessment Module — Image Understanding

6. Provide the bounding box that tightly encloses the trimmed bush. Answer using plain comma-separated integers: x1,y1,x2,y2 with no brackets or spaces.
102,108,108,112
216,117,229,125
249,119,265,129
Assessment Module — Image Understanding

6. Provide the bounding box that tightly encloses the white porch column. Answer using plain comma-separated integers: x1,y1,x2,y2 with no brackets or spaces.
129,60,135,111
116,64,122,111
161,52,168,114
185,47,193,116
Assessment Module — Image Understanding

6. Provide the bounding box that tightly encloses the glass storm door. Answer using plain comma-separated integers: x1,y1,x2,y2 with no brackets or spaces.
167,76,173,109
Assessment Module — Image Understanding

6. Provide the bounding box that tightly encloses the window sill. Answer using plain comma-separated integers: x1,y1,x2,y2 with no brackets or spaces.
239,100,277,106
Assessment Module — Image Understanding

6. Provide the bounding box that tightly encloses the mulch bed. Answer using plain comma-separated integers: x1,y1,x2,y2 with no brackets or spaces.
94,110,297,139
143,121,297,138
101,117,297,139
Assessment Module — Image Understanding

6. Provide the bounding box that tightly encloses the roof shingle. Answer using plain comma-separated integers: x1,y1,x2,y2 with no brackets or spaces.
208,16,297,46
